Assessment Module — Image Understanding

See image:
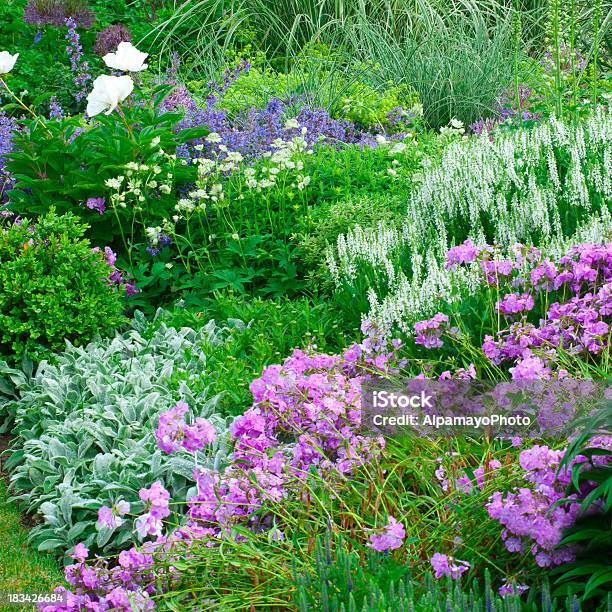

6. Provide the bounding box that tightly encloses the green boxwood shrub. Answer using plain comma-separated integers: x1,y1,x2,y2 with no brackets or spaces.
0,210,126,364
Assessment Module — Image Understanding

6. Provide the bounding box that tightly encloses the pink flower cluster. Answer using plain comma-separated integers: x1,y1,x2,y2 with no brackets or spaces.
47,482,173,611
135,482,171,539
414,313,450,348
487,440,612,567
428,241,611,378
155,400,216,454
483,243,611,377
455,459,502,494
41,322,400,610
496,292,534,315
98,500,130,530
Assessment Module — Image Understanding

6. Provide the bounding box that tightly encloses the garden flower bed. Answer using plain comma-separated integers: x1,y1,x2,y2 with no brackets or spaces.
0,0,610,610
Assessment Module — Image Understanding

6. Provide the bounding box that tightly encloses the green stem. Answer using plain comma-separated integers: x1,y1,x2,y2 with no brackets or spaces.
0,77,51,135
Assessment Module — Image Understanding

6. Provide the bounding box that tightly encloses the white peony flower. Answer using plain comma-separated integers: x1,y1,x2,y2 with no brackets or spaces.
103,42,148,72
0,51,19,74
86,75,134,117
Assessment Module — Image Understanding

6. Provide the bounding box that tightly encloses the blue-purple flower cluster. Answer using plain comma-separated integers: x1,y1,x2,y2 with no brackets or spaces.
0,110,17,206
160,61,408,164
65,17,91,102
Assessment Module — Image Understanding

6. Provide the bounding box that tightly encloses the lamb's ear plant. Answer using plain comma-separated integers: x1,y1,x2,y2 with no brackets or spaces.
1,312,238,558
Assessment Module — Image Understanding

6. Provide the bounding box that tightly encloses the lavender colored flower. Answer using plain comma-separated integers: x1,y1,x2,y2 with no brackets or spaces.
470,116,498,136
496,292,534,315
155,400,216,454
146,232,171,256
487,440,612,567
0,111,17,204
366,516,406,552
42,331,406,609
135,481,171,539
98,500,130,529
48,96,63,120
430,553,471,579
414,313,449,349
498,580,529,597
70,543,89,562
93,23,131,57
85,196,105,214
479,242,611,375
92,245,137,296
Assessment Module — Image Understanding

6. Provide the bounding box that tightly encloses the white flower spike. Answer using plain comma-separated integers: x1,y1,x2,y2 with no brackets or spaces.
103,42,148,72
86,75,134,117
0,51,19,74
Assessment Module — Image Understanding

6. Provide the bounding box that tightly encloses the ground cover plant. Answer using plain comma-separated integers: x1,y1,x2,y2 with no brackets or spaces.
0,0,610,610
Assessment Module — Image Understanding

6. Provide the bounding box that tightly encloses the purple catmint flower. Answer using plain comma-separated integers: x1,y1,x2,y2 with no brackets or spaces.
48,96,63,120
366,516,406,552
0,111,17,204
146,232,171,256
430,553,471,579
65,17,91,102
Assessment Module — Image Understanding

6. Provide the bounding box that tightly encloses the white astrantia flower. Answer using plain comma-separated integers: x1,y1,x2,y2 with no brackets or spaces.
0,51,19,74
103,42,148,72
86,75,134,117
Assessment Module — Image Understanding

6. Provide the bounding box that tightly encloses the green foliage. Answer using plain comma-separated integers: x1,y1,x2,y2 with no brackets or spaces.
158,295,353,415
294,530,559,611
0,311,234,557
0,210,125,364
297,191,406,288
146,136,438,305
6,93,205,252
0,479,64,597
219,59,421,130
553,401,612,605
